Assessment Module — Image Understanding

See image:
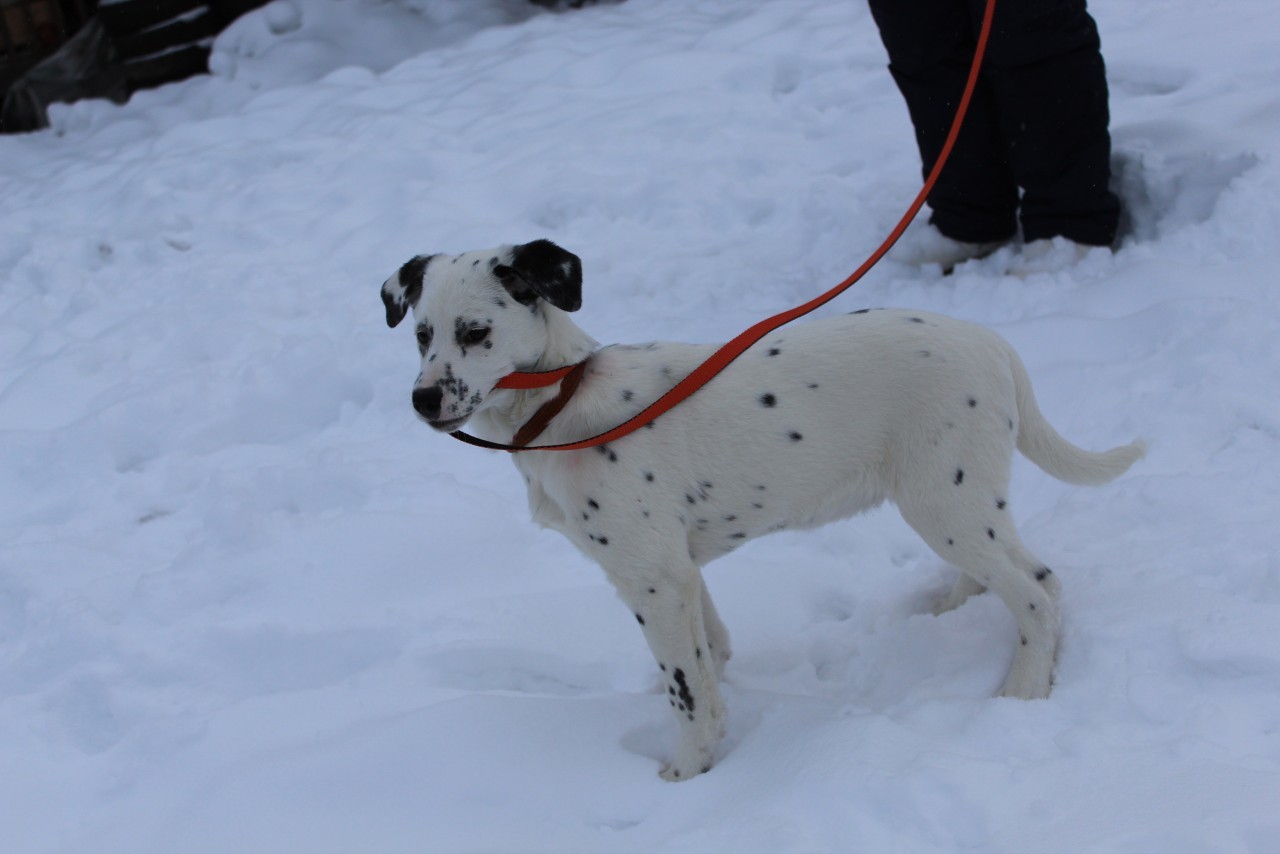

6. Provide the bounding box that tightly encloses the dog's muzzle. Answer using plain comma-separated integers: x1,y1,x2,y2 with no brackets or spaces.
412,386,468,431
412,386,442,420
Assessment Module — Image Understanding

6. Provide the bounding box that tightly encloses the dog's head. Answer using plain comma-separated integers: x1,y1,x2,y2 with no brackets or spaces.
381,239,583,432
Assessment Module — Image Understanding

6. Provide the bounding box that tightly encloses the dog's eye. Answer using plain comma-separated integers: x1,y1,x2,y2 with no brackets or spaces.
463,326,490,346
416,326,433,349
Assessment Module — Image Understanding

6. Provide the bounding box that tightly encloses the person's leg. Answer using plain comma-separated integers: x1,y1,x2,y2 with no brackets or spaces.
869,0,1018,244
980,0,1120,246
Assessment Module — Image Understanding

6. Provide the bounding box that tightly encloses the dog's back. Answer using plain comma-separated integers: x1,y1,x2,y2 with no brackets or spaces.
539,308,1140,554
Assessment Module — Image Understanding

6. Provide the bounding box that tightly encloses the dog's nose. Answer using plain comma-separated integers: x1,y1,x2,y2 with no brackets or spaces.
412,386,443,420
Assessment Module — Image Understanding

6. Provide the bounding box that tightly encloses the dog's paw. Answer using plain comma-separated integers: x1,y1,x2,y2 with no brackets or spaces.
659,740,717,782
932,575,986,615
996,670,1053,700
659,757,713,782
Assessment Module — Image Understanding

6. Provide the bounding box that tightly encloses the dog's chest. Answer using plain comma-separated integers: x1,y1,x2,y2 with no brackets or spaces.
514,439,887,569
506,325,916,561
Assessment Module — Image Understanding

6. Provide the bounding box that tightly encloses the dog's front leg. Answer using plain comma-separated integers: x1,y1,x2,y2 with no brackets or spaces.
615,561,727,781
700,576,733,681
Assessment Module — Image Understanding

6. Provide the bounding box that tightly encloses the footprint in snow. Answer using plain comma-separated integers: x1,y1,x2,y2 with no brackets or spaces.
419,646,610,697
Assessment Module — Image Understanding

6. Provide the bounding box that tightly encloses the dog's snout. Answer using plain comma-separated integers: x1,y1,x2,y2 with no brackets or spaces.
413,386,443,420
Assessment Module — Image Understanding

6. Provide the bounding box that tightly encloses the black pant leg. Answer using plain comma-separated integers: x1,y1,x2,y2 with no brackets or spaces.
868,0,1018,244
982,0,1120,245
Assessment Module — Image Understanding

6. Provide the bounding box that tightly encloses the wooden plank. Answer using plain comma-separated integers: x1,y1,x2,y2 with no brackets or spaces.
98,0,206,37
113,8,219,60
120,42,210,90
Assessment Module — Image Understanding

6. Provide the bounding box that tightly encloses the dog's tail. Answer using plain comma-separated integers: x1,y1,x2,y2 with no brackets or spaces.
1010,349,1146,486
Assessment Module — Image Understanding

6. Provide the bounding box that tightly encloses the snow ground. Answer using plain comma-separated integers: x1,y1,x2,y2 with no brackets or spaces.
1,0,1279,850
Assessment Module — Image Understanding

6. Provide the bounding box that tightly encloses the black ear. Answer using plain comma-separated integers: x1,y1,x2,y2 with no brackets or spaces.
381,254,434,328
494,239,583,312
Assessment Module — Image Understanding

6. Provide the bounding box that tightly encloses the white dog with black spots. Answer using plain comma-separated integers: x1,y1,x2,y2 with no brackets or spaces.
380,239,1144,781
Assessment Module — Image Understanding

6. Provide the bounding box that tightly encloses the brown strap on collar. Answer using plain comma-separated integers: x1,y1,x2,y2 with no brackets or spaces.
450,359,589,452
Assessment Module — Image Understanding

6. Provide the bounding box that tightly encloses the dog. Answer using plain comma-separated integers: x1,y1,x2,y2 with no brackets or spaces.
380,239,1144,780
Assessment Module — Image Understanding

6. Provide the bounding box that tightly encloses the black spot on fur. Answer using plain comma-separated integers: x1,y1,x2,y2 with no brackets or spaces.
730,532,746,540
987,528,996,540
386,256,432,325
947,538,955,546
673,668,695,711
724,514,737,522
587,499,600,510
910,317,925,324
968,398,978,408
505,239,583,312
651,588,658,596
788,431,804,442
807,383,819,389
760,393,777,408
955,469,965,485
598,536,609,546
635,613,645,625
686,494,697,505
622,390,634,402
767,348,781,356
996,499,1007,510
644,472,655,482
1028,602,1036,611
1021,635,1028,646
1035,568,1052,581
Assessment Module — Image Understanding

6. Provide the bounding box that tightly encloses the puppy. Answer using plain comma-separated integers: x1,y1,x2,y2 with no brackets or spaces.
380,239,1144,780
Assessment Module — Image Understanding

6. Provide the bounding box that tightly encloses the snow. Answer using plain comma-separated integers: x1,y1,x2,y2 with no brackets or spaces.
2,0,1279,850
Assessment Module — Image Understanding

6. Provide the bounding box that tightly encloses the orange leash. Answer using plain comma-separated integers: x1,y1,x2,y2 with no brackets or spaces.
452,0,998,453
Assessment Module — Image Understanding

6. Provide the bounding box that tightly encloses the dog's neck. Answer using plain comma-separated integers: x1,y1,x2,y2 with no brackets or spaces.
472,307,598,444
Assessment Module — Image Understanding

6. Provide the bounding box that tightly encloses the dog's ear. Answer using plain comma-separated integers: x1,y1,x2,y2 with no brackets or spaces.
494,239,583,312
381,254,435,328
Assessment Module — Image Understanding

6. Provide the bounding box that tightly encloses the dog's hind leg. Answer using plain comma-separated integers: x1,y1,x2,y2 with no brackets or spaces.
612,558,727,781
985,531,1060,699
934,573,986,615
899,497,1060,700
